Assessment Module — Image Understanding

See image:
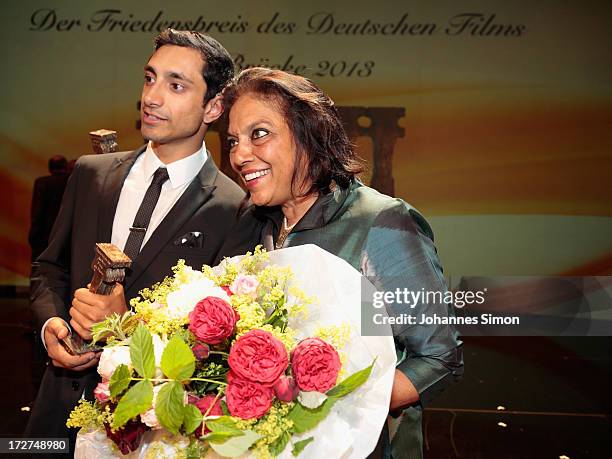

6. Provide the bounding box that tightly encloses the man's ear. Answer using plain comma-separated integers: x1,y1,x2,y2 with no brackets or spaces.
202,94,224,125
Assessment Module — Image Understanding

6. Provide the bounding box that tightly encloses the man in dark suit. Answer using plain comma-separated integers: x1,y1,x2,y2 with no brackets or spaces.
28,155,70,261
25,29,244,447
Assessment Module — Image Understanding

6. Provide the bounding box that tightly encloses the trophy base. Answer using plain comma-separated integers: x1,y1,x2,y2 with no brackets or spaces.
60,335,103,355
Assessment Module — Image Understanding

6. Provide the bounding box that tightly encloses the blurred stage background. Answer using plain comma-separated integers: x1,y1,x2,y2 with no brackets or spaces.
1,1,611,457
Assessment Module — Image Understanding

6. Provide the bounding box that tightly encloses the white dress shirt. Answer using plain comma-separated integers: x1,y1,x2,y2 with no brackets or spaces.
42,141,207,348
112,141,207,253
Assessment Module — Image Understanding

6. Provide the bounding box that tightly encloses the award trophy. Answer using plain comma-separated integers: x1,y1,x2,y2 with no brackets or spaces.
89,129,118,154
60,243,132,355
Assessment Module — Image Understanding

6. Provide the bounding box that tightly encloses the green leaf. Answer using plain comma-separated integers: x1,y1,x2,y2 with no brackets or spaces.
205,416,242,435
183,403,203,435
208,430,260,457
161,334,195,381
292,437,314,456
130,324,155,379
269,431,291,456
220,400,230,416
326,361,375,399
112,379,153,429
109,364,131,398
202,431,243,443
155,381,185,435
288,399,336,434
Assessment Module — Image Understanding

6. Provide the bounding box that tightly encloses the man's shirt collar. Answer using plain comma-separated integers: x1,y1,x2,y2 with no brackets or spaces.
142,141,208,189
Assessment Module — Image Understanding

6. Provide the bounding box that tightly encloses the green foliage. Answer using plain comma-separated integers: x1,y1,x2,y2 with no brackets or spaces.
191,362,228,396
326,361,374,398
161,334,195,381
205,416,242,435
130,324,155,379
208,430,261,458
292,437,314,456
185,440,204,459
265,296,288,331
287,398,336,434
91,312,138,345
109,364,131,398
183,404,203,435
112,380,153,429
268,431,291,456
289,361,375,434
155,381,185,435
202,431,242,443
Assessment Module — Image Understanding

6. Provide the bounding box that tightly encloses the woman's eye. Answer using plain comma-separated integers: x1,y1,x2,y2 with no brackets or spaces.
252,129,269,140
227,138,238,149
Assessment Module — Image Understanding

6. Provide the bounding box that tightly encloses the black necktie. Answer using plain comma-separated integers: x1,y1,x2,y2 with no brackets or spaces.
123,167,169,260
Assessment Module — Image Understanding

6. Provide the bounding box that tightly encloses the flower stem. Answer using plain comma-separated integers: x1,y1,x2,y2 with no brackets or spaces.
131,377,227,386
191,378,228,386
209,351,229,357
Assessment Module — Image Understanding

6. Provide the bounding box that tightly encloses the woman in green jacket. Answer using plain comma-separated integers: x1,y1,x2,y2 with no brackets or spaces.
220,67,463,459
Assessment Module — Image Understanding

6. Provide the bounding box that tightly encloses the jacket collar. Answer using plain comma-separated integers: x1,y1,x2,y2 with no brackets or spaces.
253,180,359,233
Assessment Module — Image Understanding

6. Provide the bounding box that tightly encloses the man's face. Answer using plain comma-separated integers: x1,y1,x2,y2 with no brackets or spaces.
140,45,208,153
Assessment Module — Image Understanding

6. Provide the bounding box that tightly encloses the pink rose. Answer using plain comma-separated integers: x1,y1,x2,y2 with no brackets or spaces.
228,330,288,385
192,343,210,361
273,375,299,402
291,338,341,392
230,274,259,296
188,297,238,344
94,381,111,403
226,371,273,419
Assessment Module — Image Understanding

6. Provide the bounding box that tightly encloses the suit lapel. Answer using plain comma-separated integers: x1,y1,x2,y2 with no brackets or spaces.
124,153,219,292
97,147,145,242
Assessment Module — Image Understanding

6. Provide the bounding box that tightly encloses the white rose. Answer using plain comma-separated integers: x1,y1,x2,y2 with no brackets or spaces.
97,345,131,381
165,279,231,320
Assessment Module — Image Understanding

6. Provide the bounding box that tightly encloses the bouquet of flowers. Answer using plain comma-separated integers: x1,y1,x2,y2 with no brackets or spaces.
69,245,396,458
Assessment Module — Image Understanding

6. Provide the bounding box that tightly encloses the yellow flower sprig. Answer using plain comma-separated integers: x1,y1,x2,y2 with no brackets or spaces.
66,400,113,431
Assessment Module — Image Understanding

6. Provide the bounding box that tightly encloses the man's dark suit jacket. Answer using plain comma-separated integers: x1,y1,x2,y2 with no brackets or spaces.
25,145,245,442
29,172,70,260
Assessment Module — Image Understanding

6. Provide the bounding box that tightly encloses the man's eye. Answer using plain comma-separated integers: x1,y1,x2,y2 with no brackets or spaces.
227,138,238,149
171,83,184,91
252,129,269,140
144,75,155,84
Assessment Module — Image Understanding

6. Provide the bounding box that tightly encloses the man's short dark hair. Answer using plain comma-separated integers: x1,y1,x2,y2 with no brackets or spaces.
48,155,67,174
154,28,234,102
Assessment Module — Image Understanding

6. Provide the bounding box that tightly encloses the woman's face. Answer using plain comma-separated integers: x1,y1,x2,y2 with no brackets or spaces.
228,93,310,207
